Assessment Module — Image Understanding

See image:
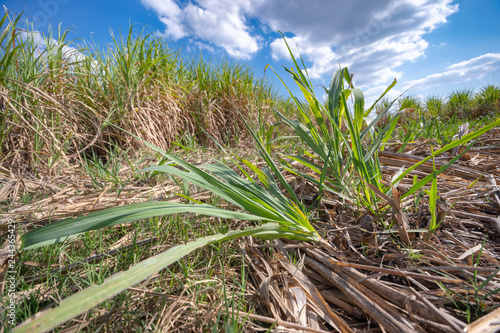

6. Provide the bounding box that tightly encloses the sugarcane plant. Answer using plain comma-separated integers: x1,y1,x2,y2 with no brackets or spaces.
268,32,401,210
269,32,500,217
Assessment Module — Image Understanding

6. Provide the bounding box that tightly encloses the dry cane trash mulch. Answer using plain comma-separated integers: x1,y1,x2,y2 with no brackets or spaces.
242,127,500,333
1,128,500,332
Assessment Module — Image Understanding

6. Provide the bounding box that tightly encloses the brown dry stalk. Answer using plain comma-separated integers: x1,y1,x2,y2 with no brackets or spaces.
226,308,331,333
304,255,419,333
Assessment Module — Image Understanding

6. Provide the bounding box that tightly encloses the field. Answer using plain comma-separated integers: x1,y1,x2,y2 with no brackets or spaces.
1,12,500,332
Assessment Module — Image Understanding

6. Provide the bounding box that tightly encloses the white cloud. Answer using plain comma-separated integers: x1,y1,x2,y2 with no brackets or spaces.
20,31,86,63
404,53,500,89
141,0,259,59
142,0,187,39
269,36,340,79
266,0,457,87
140,0,458,87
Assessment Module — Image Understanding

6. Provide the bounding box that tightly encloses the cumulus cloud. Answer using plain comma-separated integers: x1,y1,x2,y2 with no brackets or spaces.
404,53,500,89
269,36,340,79
266,0,457,87
141,0,187,39
140,0,458,86
20,31,86,63
141,0,259,59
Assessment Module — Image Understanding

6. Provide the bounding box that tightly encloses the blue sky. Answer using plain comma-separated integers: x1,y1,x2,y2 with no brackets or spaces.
5,0,500,105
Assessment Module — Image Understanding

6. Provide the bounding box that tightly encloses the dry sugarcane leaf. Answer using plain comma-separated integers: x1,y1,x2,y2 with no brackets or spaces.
486,173,500,209
451,210,500,234
290,286,308,326
464,307,500,333
227,308,331,333
455,243,486,261
276,252,354,333
367,183,412,244
451,122,470,156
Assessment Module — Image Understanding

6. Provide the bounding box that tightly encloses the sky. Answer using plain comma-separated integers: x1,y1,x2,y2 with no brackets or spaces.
4,0,500,106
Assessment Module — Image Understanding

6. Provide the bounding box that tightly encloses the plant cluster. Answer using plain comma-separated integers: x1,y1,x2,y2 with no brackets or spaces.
0,10,289,173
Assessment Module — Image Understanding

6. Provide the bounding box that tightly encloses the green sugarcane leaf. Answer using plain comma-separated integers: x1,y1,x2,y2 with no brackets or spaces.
401,139,475,199
21,202,266,250
15,223,318,333
285,154,322,174
364,78,397,116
